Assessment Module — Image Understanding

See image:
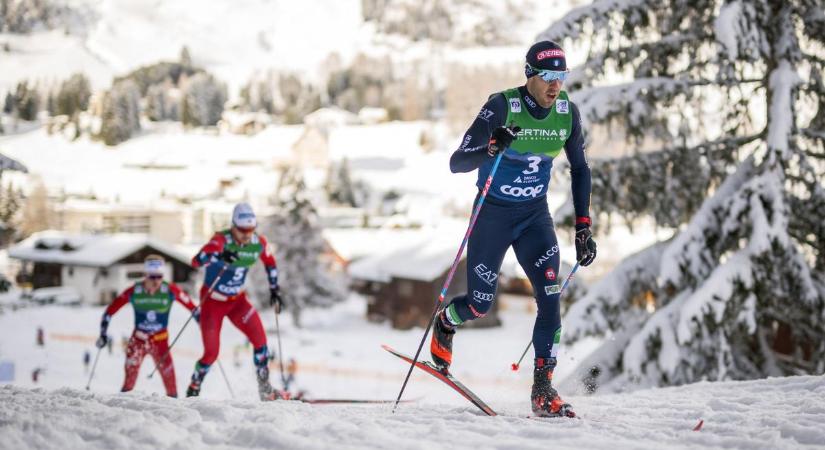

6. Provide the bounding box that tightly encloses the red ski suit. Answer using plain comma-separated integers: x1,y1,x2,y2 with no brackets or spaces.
104,282,197,397
192,231,278,366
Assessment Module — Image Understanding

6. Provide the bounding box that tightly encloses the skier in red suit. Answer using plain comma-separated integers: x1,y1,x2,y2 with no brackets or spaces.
186,203,284,400
96,255,198,397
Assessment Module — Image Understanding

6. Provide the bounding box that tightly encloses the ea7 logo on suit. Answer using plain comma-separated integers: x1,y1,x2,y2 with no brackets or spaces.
473,264,498,287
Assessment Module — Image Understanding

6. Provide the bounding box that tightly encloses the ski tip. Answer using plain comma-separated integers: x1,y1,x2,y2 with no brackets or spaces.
511,363,519,371
693,419,704,431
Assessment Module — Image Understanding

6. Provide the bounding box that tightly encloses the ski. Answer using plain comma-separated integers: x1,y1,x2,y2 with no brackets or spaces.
299,398,415,405
382,344,497,416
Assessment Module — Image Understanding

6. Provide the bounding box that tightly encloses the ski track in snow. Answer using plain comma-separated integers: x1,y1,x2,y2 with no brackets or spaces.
2,376,825,449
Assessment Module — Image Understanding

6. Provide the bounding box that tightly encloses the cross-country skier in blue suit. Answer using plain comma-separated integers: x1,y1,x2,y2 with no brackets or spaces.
430,40,597,418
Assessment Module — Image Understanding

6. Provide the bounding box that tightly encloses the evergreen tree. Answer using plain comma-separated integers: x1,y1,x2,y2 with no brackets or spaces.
324,158,368,207
56,73,91,117
99,80,141,146
19,178,52,238
146,81,179,121
543,0,825,392
179,45,193,68
46,90,55,116
0,174,23,241
252,168,347,326
13,80,40,121
181,73,226,127
3,91,13,114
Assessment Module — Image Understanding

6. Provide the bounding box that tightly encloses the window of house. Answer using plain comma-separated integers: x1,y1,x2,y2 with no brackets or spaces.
398,280,414,298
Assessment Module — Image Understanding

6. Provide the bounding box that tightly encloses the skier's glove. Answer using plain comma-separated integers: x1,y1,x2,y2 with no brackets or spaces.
488,125,521,156
220,249,239,264
192,307,201,324
97,315,110,348
270,287,284,314
575,223,597,267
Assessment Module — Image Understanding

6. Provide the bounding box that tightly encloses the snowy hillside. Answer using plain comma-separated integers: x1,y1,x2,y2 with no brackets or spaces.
2,371,823,449
0,0,574,95
2,299,824,449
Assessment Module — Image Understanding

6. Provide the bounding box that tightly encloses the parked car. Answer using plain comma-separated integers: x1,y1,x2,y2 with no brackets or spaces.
23,287,82,306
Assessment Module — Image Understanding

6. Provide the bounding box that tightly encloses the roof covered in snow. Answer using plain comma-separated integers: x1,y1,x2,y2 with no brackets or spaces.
8,231,192,268
346,221,469,283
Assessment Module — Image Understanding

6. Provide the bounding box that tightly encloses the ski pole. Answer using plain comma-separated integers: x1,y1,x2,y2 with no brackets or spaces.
85,346,103,391
149,264,228,379
216,360,235,399
393,147,509,413
273,306,288,391
148,306,199,379
510,260,581,371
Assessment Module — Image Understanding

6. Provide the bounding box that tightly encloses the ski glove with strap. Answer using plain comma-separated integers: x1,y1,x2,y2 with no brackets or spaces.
270,286,284,314
488,125,521,156
575,224,597,267
220,249,239,264
96,314,111,348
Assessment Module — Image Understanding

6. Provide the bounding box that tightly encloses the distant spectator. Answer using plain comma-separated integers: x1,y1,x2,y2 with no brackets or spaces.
83,350,91,373
36,327,44,347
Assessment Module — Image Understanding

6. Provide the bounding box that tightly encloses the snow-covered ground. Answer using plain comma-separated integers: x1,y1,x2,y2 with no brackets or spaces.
2,298,824,449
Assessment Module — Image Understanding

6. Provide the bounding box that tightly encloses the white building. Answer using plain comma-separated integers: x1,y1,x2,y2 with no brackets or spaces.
8,231,196,305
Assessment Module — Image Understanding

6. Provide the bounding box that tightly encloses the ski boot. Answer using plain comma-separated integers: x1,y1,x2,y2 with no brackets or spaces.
186,361,210,398
531,357,575,418
257,366,284,401
186,380,201,398
430,308,456,372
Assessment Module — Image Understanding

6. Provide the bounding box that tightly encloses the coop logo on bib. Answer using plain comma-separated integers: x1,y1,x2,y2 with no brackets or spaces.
500,184,544,198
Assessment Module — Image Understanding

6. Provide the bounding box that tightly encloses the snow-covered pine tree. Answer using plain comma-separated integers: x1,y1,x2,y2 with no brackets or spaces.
251,168,347,326
99,80,141,146
542,0,825,391
56,73,91,118
181,73,226,127
324,158,368,208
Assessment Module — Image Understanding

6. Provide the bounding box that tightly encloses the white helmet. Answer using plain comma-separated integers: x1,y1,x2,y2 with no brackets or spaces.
232,202,257,229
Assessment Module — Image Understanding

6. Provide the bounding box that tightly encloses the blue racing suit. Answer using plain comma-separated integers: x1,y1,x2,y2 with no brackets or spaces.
446,85,591,359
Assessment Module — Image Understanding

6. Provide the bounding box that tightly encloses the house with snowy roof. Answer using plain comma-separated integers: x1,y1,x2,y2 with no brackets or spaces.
347,226,501,330
8,231,195,305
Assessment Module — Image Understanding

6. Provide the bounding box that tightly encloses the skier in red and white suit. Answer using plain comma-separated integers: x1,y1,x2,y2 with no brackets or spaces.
96,255,198,397
185,203,284,400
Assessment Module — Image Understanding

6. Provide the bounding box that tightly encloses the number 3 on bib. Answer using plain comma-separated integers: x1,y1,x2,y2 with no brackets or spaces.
523,156,541,174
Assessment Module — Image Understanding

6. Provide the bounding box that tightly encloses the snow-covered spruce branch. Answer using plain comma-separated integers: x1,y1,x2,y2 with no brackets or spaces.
574,76,755,129
801,51,825,68
564,242,668,343
588,133,761,226
537,0,648,43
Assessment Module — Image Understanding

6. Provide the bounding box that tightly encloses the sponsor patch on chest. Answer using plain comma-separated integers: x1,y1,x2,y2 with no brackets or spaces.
555,99,569,114
509,98,522,113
